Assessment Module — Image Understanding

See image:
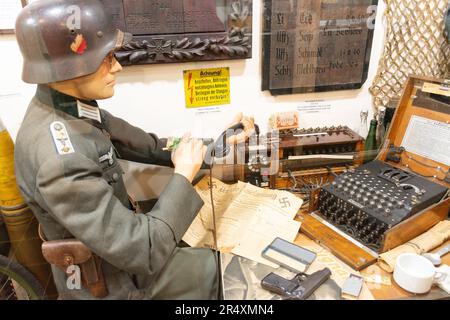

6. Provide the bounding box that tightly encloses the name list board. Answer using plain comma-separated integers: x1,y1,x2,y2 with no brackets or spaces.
262,0,378,95
122,0,224,35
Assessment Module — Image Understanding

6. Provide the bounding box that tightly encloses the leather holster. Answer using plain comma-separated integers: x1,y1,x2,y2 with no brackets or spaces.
41,239,108,298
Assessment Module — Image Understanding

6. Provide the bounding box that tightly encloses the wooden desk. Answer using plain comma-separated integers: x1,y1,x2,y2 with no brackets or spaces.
294,232,450,300
364,240,450,300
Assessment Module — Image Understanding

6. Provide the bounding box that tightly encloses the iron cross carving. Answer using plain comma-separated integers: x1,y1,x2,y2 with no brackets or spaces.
147,39,172,61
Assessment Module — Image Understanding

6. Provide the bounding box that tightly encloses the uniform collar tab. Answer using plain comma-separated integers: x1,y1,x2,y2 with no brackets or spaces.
35,85,100,121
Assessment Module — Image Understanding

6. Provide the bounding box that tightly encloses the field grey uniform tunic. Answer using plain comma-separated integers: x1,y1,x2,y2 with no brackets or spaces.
14,85,218,300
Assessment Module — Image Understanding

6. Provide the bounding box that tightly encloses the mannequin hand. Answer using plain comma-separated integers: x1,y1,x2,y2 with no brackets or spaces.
226,112,256,145
172,133,207,183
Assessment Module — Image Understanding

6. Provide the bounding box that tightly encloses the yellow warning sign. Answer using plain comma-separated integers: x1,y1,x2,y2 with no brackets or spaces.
184,67,230,108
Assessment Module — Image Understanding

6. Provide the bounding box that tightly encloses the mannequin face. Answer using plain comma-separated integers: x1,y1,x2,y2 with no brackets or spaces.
50,53,123,100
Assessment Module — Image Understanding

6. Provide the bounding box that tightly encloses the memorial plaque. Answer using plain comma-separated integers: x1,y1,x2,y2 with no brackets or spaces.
262,0,378,95
101,0,253,65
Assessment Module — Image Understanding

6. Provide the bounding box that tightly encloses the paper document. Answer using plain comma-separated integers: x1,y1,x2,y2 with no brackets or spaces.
183,177,303,267
401,115,450,166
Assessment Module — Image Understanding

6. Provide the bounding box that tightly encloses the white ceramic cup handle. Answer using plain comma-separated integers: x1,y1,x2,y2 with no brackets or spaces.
434,272,446,283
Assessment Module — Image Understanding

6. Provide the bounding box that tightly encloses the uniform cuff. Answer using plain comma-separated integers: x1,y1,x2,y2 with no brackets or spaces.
149,173,204,242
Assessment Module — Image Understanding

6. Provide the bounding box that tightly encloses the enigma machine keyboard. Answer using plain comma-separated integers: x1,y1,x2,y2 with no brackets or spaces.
318,160,448,250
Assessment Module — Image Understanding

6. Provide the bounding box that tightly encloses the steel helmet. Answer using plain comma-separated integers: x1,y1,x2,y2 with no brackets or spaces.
15,0,132,84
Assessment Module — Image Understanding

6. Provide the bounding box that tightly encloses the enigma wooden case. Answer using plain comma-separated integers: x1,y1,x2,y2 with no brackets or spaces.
302,76,450,270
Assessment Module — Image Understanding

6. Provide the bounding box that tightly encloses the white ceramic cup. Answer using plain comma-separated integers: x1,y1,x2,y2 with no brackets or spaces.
393,253,445,294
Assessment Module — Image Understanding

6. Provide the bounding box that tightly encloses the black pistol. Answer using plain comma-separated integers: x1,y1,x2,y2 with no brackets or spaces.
261,268,332,300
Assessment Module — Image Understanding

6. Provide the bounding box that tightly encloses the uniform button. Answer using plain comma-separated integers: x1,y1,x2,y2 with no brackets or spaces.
112,173,120,182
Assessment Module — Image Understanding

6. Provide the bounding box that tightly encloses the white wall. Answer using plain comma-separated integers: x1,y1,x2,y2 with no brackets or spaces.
0,1,387,199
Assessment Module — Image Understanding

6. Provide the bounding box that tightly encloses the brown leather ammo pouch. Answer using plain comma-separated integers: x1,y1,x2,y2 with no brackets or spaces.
41,239,108,298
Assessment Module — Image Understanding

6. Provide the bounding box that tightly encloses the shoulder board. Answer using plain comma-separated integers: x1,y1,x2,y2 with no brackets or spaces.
50,121,75,155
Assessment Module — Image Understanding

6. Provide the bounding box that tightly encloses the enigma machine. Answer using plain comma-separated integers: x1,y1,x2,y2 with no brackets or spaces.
318,160,448,250
303,76,450,270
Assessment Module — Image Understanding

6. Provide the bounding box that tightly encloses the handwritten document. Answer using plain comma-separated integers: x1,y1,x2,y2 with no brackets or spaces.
183,177,303,267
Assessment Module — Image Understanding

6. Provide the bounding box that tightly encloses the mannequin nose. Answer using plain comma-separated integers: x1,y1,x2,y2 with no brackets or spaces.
110,59,123,74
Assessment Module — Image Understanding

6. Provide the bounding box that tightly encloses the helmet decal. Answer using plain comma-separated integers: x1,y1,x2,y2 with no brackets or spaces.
70,34,87,54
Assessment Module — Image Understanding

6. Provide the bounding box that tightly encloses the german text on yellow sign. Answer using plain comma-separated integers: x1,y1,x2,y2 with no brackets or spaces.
184,67,230,108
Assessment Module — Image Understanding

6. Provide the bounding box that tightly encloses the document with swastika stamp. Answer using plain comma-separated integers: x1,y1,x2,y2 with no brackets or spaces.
183,177,302,267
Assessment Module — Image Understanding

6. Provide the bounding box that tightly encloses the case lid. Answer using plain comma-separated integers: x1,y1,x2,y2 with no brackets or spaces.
378,75,450,188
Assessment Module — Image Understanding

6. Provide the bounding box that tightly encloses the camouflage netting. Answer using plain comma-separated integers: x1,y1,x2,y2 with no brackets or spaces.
370,0,450,111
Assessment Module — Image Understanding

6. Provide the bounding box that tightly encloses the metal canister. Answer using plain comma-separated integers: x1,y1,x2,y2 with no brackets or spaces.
0,123,25,208
0,214,10,256
0,120,56,297
1,206,56,297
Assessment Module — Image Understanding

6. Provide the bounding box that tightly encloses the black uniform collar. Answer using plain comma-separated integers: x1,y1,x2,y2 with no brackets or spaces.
35,84,99,120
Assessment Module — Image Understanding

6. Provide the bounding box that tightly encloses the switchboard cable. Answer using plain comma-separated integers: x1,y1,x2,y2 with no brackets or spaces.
443,189,450,201
326,166,338,177
209,163,221,300
287,169,298,190
206,123,259,300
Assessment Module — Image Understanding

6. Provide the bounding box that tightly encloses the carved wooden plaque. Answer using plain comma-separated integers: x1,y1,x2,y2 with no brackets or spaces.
101,0,253,65
262,0,378,95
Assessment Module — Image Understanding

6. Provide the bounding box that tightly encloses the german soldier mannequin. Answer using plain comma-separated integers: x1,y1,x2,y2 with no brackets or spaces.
14,0,254,300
